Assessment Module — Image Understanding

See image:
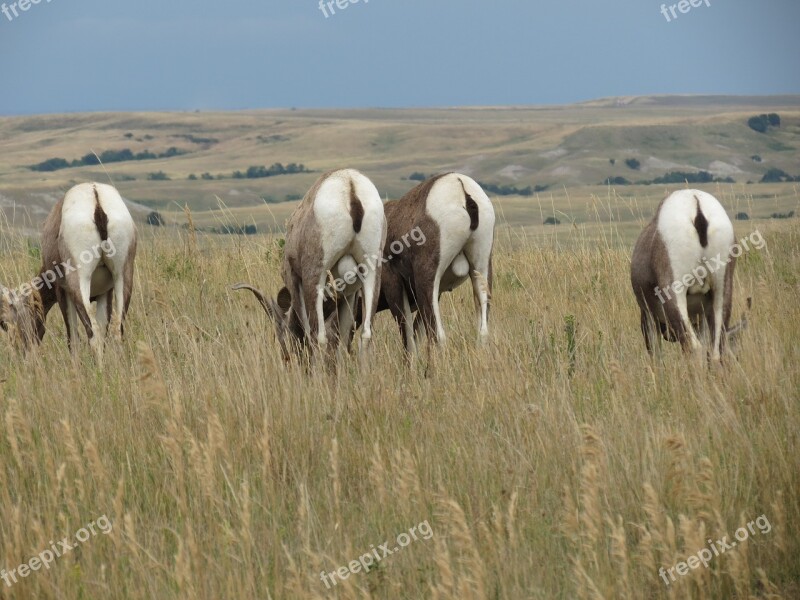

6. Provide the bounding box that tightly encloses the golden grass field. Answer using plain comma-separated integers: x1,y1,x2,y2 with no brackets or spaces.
1,99,799,598
0,187,798,599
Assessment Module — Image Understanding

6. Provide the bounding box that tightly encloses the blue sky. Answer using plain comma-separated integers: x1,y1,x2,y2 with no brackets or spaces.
0,0,798,114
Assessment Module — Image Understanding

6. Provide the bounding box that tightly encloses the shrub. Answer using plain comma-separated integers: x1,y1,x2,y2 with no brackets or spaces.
478,182,538,196
28,147,188,172
748,115,769,133
603,176,631,185
147,211,166,226
651,170,713,184
29,157,70,172
748,113,780,133
625,158,641,170
213,224,258,235
231,163,310,179
735,212,750,221
760,168,793,183
543,217,561,225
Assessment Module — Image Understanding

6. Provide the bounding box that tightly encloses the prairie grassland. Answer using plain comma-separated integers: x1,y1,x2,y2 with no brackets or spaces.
0,201,798,599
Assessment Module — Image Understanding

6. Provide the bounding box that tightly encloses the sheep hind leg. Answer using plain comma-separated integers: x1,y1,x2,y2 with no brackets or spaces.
64,295,80,354
109,274,125,342
95,292,111,339
314,273,329,349
67,285,103,364
80,275,104,364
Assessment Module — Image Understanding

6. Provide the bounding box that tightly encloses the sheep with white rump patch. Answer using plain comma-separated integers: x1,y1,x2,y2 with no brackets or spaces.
631,189,748,362
374,173,495,355
0,182,137,361
233,169,386,361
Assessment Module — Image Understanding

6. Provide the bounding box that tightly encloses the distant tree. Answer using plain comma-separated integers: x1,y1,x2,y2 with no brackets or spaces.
409,172,427,181
735,212,750,221
147,171,170,181
188,173,198,180
124,132,134,139
751,155,762,162
609,158,616,166
543,217,561,225
146,211,166,226
201,172,215,180
625,158,641,170
767,113,781,127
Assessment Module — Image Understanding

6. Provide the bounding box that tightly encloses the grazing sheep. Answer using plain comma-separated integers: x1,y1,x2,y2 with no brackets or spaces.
375,173,495,354
233,169,386,361
0,182,137,361
631,189,746,361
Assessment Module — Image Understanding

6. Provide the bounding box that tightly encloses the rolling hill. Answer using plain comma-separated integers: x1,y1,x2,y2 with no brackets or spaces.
0,95,798,238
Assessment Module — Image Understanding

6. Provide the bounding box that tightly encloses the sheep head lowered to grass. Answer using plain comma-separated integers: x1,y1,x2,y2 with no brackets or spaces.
234,168,386,362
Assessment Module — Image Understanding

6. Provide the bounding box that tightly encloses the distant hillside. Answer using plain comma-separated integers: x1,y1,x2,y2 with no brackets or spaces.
0,95,798,232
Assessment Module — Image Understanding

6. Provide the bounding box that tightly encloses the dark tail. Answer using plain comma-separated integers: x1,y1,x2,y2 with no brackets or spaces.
459,179,479,231
693,195,708,248
349,179,364,233
93,185,109,242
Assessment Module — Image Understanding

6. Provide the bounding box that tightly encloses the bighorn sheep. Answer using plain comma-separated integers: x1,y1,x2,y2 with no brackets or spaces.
0,182,137,360
233,169,386,361
631,189,748,361
375,173,495,353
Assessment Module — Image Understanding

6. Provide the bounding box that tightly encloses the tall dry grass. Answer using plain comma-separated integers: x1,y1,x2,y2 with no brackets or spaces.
0,207,798,599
